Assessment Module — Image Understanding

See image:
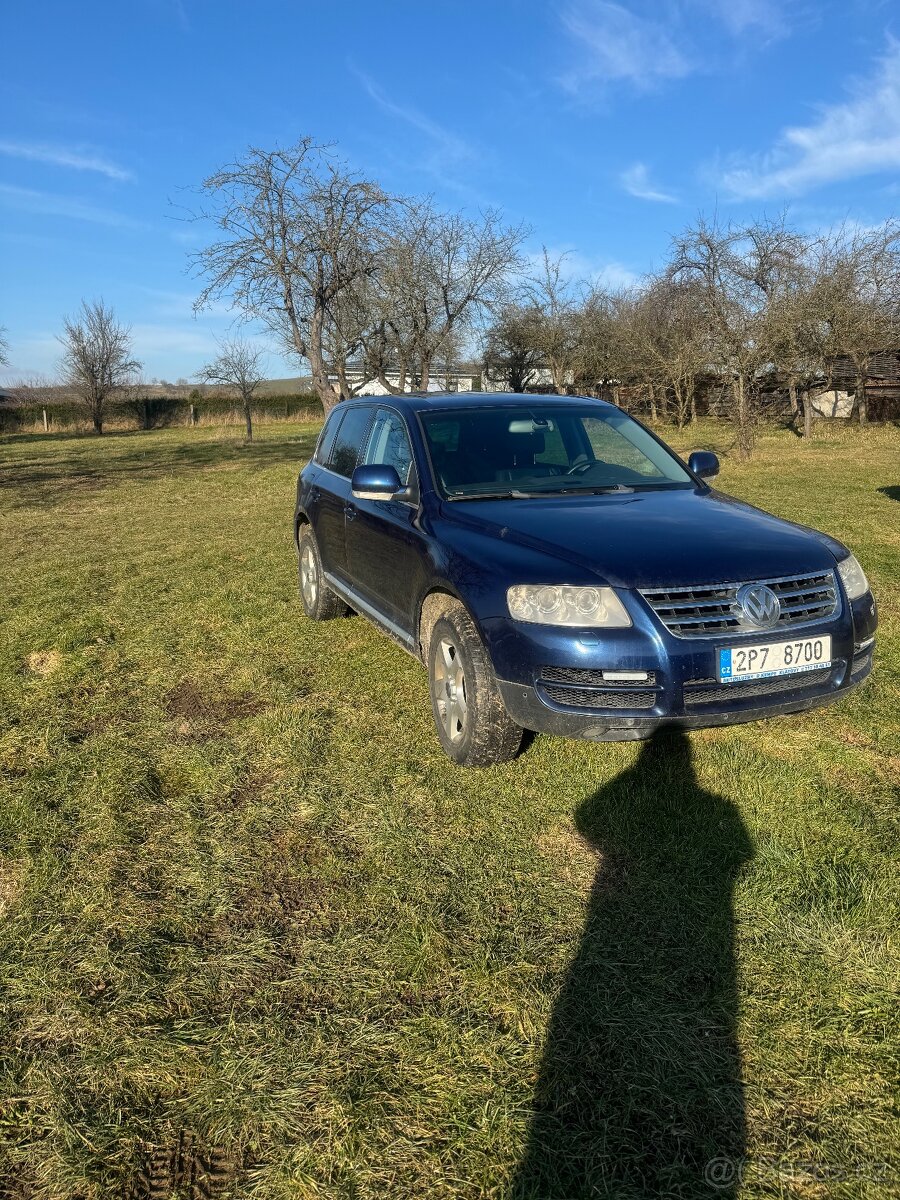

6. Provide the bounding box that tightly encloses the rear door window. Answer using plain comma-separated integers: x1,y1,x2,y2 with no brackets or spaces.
327,406,374,478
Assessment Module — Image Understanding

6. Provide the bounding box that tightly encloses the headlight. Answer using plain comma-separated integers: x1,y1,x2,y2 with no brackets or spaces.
837,554,870,601
507,585,632,627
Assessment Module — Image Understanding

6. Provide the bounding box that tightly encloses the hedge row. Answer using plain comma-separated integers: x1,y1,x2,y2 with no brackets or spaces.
0,394,321,432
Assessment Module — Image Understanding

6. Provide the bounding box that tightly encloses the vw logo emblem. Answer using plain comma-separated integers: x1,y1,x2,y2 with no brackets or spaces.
736,583,781,629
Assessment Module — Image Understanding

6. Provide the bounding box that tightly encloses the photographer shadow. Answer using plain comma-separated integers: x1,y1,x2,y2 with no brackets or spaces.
514,729,753,1198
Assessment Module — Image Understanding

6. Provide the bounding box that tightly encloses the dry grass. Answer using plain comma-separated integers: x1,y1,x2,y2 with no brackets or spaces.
0,418,897,1198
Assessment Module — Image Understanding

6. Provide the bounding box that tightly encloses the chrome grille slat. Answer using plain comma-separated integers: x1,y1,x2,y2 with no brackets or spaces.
779,599,834,615
661,613,738,627
641,571,839,639
654,597,736,612
541,666,658,687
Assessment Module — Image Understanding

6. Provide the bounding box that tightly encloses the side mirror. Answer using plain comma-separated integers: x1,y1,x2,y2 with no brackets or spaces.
688,450,719,480
351,463,403,500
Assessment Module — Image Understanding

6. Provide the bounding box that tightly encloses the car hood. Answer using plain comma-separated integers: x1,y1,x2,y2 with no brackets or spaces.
445,488,841,589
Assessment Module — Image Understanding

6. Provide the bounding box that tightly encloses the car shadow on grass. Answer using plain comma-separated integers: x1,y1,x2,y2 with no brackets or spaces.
878,485,900,501
514,729,753,1199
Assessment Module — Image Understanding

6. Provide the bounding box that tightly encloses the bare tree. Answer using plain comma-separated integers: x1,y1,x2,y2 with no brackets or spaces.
826,224,900,424
58,300,141,435
481,303,545,391
363,201,526,393
199,337,268,441
623,277,709,426
574,285,628,401
667,218,803,457
191,139,395,415
522,250,582,393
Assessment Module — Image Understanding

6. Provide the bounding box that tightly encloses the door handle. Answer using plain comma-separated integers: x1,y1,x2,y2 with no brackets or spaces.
344,504,357,521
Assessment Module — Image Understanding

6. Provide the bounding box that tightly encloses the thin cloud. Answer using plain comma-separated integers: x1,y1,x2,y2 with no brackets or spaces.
620,162,677,203
351,65,489,201
353,68,473,165
0,140,133,181
718,38,900,199
697,0,787,38
0,184,144,229
560,1,691,91
559,0,796,96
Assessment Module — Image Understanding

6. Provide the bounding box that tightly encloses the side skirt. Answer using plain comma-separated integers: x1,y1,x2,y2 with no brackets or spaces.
322,571,420,660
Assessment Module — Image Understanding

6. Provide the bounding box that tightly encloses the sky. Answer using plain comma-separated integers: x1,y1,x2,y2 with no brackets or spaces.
3,0,900,383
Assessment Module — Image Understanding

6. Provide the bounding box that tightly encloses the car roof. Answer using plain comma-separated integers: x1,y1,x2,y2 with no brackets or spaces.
345,391,618,414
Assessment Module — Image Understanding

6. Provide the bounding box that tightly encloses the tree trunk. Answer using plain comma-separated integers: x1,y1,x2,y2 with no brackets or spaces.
648,383,657,423
689,389,697,424
551,359,566,394
335,362,351,402
419,358,431,393
856,375,868,425
733,374,753,459
787,376,798,424
674,382,685,429
242,394,253,442
308,302,340,414
802,388,812,439
42,408,49,432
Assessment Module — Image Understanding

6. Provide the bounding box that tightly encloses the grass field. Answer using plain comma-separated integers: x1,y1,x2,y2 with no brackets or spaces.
0,419,897,1199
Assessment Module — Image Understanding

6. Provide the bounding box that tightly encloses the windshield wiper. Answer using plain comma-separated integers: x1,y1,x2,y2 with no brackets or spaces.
534,483,636,495
446,489,541,500
447,483,643,500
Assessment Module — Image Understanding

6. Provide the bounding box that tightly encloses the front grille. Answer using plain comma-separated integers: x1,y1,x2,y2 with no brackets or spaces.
541,666,657,687
541,684,657,710
683,666,837,706
641,571,839,639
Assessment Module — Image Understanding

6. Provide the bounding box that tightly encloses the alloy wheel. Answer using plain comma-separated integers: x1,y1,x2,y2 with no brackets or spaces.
434,637,467,742
300,541,318,609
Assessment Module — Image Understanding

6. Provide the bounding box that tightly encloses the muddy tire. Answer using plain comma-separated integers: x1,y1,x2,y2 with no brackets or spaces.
428,604,523,767
298,525,347,620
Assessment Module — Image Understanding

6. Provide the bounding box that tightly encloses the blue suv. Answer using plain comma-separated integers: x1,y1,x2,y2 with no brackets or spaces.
295,394,876,766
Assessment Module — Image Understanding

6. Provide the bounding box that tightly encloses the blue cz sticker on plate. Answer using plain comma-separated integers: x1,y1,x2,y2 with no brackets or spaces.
719,649,732,678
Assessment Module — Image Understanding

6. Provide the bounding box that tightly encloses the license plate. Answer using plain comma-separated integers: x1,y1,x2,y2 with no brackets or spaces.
718,635,832,682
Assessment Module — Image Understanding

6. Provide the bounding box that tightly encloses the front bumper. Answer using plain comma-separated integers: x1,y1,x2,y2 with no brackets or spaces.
484,589,877,742
498,649,873,741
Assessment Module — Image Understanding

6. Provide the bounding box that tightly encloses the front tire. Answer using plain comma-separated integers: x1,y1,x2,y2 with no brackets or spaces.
428,605,523,767
298,525,347,620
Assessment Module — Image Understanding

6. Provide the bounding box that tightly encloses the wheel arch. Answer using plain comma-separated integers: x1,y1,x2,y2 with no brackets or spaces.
417,586,471,663
294,510,310,550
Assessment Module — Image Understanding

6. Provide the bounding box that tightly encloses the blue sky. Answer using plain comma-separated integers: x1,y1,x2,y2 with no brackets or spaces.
3,0,900,382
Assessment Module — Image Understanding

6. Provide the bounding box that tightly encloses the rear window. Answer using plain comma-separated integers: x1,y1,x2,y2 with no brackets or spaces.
326,406,374,478
314,408,343,466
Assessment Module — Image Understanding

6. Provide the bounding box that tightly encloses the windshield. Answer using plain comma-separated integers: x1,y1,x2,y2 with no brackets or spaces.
420,405,695,498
